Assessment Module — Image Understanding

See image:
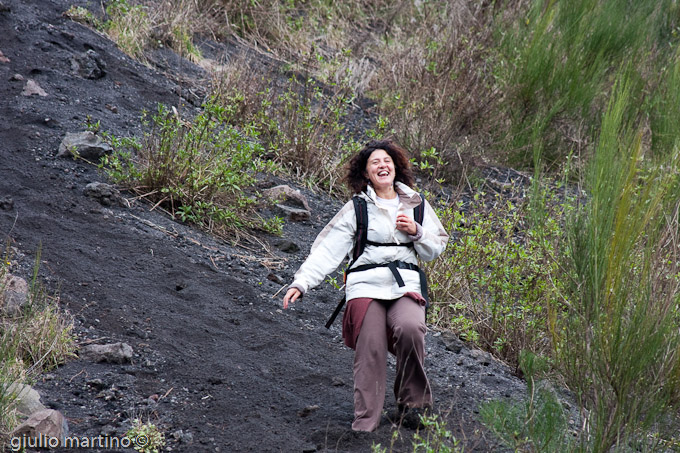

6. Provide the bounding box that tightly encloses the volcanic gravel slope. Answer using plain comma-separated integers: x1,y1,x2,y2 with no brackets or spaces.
0,1,527,451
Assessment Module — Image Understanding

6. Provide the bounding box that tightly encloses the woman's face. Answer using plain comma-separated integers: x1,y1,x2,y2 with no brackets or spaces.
364,149,395,192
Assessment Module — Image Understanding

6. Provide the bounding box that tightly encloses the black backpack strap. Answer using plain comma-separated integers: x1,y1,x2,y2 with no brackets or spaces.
351,196,368,263
325,295,346,329
414,192,425,225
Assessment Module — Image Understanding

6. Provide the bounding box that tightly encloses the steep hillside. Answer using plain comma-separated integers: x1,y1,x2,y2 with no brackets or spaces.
0,0,527,451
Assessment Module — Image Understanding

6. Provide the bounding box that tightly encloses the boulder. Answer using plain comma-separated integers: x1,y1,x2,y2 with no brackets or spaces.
275,204,310,222
70,49,106,80
83,182,123,206
439,331,464,354
57,131,112,160
13,409,69,442
79,342,133,364
21,79,47,97
7,383,46,416
1,274,29,316
262,185,311,211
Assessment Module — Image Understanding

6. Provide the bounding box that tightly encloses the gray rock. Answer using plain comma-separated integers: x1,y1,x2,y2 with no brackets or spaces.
83,182,123,206
274,240,300,253
275,204,311,222
172,429,194,444
86,378,107,391
21,79,47,97
266,272,285,285
13,409,69,441
469,348,492,365
7,383,46,416
79,342,133,364
297,405,320,417
58,131,113,160
262,185,311,211
70,49,106,80
0,196,12,210
1,274,28,316
440,331,464,354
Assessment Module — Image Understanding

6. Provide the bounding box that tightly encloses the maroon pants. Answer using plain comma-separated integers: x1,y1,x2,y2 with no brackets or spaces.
351,296,432,431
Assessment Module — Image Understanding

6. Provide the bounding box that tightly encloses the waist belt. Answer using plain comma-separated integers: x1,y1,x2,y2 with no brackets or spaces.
325,260,429,329
345,260,422,291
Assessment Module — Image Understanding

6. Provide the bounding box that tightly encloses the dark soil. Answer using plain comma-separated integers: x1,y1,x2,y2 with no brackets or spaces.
0,1,527,451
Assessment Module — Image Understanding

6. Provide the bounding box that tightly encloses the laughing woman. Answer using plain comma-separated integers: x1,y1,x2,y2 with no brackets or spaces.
283,139,449,432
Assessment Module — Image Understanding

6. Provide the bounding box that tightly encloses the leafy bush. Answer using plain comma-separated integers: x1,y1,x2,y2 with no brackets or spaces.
425,190,566,367
210,59,361,194
99,98,282,239
63,5,100,27
412,413,462,453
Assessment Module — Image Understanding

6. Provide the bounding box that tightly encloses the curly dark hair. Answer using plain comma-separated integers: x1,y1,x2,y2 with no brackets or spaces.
345,139,415,194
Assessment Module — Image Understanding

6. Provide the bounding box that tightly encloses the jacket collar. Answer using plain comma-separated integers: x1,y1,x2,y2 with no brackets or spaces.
364,182,422,208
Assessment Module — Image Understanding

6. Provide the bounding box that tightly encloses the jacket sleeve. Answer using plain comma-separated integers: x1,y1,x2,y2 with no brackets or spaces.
290,201,356,296
412,199,448,262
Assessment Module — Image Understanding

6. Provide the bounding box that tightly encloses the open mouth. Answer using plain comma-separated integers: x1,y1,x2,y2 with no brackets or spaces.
378,170,390,176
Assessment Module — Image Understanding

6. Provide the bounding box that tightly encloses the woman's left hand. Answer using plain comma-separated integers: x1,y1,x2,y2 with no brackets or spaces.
396,213,417,235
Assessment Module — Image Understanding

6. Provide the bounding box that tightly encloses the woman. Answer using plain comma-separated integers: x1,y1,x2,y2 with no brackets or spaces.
283,139,449,432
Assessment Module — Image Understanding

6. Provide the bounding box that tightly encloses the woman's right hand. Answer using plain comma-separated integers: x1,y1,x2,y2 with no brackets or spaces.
283,287,302,309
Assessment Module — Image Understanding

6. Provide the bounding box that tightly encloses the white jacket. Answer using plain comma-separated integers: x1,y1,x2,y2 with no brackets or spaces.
290,182,449,301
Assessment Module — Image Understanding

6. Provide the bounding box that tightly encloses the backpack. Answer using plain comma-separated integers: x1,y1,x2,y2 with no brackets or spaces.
325,194,428,328
349,195,425,266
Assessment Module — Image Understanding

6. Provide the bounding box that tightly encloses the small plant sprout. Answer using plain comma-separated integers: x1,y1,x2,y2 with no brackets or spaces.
126,419,166,453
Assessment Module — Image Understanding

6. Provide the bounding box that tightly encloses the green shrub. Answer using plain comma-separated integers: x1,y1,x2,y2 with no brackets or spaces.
425,191,566,367
99,98,281,239
63,5,100,27
412,413,462,453
254,75,358,193
211,60,361,195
